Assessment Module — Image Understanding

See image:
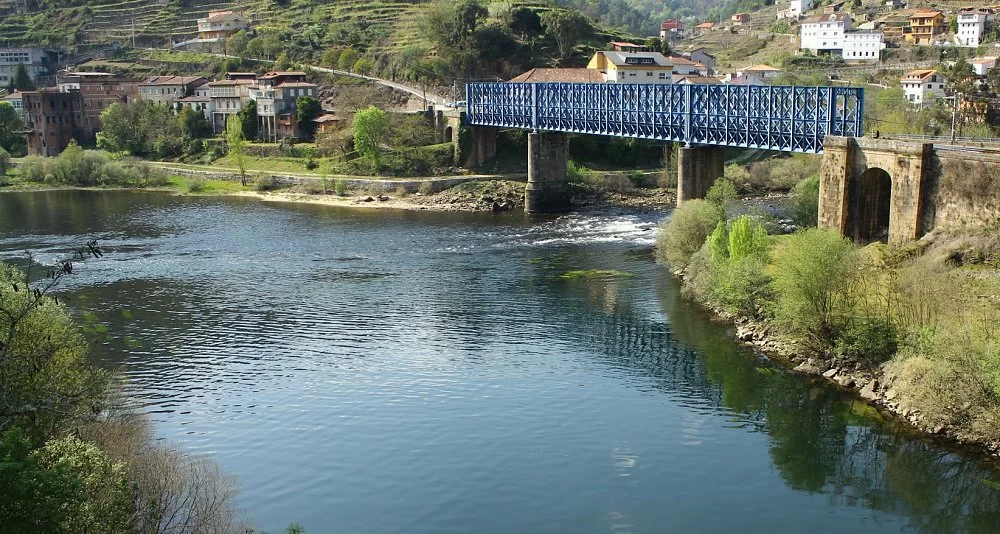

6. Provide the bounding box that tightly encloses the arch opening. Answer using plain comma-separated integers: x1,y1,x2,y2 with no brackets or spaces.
444,126,454,143
847,167,892,243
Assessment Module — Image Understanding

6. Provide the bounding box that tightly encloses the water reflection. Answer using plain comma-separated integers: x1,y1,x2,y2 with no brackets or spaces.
1,190,999,532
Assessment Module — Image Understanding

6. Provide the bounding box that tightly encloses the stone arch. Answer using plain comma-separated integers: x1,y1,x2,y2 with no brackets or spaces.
444,126,453,143
847,167,892,243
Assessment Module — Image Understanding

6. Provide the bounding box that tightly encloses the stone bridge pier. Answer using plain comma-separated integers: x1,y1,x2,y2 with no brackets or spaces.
819,137,930,247
677,146,726,205
526,131,569,212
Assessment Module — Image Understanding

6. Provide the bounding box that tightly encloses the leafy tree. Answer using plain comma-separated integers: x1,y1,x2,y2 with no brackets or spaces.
421,0,489,76
229,29,251,58
707,215,772,318
98,101,182,157
655,199,725,270
0,428,132,532
948,57,977,95
238,100,259,141
178,106,212,140
353,58,374,76
0,147,10,176
509,6,542,35
245,34,283,60
540,10,590,61
771,229,859,351
0,256,111,439
275,51,292,71
6,63,34,91
0,101,26,155
792,175,820,227
296,96,322,140
322,48,343,68
226,114,249,186
338,48,359,71
352,105,388,164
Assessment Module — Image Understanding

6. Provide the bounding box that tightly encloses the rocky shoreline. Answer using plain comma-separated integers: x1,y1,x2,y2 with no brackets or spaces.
730,314,1000,458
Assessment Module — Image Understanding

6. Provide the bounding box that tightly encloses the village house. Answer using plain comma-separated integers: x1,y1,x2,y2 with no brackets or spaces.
682,48,716,74
0,47,62,87
904,10,946,45
956,10,988,47
197,10,249,41
694,22,715,35
21,88,82,156
731,13,752,26
972,57,997,76
779,0,812,20
669,56,708,81
586,51,674,84
739,64,784,81
843,30,885,61
800,13,853,55
660,19,684,40
901,69,947,105
208,78,252,133
251,71,317,141
312,113,342,135
609,41,647,53
137,76,208,106
721,72,767,86
507,68,605,83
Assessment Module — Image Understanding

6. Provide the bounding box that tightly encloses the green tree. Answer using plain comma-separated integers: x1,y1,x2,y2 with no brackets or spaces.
178,106,212,140
353,58,375,76
229,29,251,58
226,114,249,186
0,101,26,155
0,428,132,532
540,10,590,61
296,96,323,140
322,48,343,68
338,48,359,71
238,100,259,141
98,101,182,157
0,259,111,439
655,199,725,270
275,51,292,71
771,229,859,351
792,175,820,227
0,147,10,176
6,63,34,91
352,105,388,165
948,57,977,94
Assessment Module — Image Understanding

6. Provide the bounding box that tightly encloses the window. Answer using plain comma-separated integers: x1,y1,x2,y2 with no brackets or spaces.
646,72,653,77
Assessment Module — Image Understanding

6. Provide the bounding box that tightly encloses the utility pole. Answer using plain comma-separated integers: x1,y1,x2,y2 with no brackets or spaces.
951,92,961,143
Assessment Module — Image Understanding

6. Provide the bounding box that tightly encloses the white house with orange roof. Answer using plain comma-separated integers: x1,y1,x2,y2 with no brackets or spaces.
739,64,784,81
197,11,249,41
901,69,948,106
971,57,997,76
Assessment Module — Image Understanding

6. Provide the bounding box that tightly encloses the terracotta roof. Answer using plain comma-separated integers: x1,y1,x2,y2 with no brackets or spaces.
677,76,721,84
259,71,308,79
508,68,605,83
972,57,998,64
669,55,698,66
139,75,206,86
804,13,851,23
177,95,210,102
276,81,317,88
204,11,246,22
901,69,939,81
313,114,341,123
913,10,942,17
2,92,22,100
744,64,782,71
695,22,714,29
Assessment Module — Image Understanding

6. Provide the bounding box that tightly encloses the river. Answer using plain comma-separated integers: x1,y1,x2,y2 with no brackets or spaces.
2,190,999,533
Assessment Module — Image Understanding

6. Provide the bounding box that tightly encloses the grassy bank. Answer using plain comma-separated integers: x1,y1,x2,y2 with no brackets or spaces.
655,184,1000,453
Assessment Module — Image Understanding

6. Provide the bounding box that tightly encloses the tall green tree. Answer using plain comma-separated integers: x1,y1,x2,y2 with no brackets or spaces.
0,101,26,156
226,114,249,186
7,63,34,91
178,106,212,140
237,100,258,141
98,101,182,157
296,96,323,140
352,105,388,165
338,48,359,71
540,10,590,61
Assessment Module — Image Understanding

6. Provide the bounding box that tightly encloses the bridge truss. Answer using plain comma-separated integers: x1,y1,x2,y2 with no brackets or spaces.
465,83,864,154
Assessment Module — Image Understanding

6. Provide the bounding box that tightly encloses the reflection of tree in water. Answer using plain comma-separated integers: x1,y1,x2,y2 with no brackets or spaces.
541,263,1000,531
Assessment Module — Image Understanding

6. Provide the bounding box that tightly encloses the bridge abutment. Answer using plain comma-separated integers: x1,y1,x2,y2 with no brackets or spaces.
526,131,569,213
677,145,726,205
464,126,497,167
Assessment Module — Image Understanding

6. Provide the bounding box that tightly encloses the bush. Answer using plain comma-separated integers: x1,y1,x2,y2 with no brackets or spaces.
707,216,773,317
254,174,279,191
0,147,10,176
771,229,859,352
415,143,455,167
48,142,108,186
655,199,726,270
418,181,433,195
792,175,820,227
722,164,751,191
748,154,821,192
187,177,207,193
834,316,898,365
706,176,738,207
17,156,48,182
334,178,347,196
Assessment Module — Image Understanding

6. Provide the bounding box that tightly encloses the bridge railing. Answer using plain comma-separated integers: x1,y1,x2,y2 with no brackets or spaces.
465,82,864,154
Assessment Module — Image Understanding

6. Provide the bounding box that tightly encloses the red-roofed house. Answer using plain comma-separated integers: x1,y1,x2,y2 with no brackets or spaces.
901,69,947,105
197,10,249,40
660,19,684,40
508,68,606,83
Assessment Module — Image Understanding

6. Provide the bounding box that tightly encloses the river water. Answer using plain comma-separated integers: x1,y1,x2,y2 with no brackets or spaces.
1,190,999,533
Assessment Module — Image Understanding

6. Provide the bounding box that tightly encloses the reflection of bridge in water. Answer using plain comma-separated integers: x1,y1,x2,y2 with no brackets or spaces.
464,82,864,211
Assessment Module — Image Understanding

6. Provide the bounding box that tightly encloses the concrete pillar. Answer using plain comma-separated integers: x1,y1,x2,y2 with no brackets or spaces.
462,125,495,167
525,131,569,213
677,145,725,204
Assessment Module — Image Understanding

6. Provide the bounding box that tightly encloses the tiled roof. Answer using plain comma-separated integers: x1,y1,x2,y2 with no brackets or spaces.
140,75,205,86
804,13,851,23
598,51,672,67
508,68,605,83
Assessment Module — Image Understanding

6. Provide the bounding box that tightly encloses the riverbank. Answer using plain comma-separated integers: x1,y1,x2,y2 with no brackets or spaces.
657,197,1000,458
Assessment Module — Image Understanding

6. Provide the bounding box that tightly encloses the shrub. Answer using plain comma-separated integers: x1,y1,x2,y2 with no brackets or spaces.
334,178,347,196
418,181,433,195
254,174,279,191
706,177,738,208
567,160,588,183
834,316,898,365
792,175,820,227
48,143,108,186
722,164,751,191
305,158,318,170
17,156,47,182
707,216,773,317
0,147,10,176
655,199,726,270
770,229,859,352
187,177,207,193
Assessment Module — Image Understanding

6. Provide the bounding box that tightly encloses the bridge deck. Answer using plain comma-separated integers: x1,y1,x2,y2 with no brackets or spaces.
465,83,864,154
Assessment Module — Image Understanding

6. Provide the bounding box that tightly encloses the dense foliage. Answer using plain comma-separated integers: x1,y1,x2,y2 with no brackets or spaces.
0,102,26,157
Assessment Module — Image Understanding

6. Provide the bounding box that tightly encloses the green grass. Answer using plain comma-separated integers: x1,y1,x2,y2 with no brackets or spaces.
165,176,249,193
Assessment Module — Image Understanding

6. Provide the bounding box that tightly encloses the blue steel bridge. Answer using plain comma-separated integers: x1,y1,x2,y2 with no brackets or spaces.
460,82,865,212
464,82,864,154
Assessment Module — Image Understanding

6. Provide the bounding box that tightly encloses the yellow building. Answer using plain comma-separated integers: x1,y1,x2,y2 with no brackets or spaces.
586,51,674,84
905,10,946,45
